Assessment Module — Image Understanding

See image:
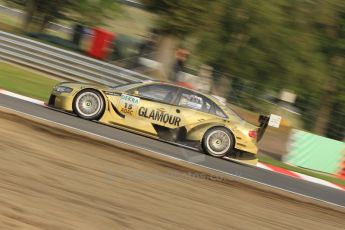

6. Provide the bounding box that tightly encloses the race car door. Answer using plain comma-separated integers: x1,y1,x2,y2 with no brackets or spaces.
169,89,224,130
117,84,180,134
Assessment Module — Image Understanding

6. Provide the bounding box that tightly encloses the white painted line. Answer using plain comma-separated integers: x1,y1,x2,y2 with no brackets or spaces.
295,172,342,190
258,162,343,191
256,162,274,171
0,89,45,106
0,104,344,209
333,184,345,191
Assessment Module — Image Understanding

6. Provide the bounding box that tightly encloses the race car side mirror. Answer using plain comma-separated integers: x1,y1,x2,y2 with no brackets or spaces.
133,90,139,96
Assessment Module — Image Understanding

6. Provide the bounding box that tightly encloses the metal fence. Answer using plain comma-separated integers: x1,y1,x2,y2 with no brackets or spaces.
0,31,152,85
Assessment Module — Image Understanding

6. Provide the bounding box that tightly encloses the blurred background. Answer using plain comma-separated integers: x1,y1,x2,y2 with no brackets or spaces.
0,0,344,172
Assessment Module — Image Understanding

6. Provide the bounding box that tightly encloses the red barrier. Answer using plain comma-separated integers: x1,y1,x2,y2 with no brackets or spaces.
337,148,345,179
338,160,345,179
88,28,115,60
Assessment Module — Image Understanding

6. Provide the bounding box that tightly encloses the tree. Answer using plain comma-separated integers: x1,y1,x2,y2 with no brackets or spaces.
199,0,326,85
195,0,341,135
4,0,121,32
10,0,73,31
141,0,211,77
312,0,345,139
67,0,121,27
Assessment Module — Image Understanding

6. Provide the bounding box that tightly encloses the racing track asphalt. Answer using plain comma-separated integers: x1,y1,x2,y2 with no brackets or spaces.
1,93,345,208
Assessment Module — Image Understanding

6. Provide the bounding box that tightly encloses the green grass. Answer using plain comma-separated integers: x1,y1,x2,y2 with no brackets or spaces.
0,12,22,28
259,155,345,186
0,62,59,101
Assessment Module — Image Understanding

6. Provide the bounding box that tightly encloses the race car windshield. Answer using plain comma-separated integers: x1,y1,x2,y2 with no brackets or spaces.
111,82,143,91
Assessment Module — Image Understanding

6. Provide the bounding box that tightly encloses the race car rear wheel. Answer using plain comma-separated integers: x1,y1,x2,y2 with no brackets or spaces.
202,127,234,157
73,89,105,120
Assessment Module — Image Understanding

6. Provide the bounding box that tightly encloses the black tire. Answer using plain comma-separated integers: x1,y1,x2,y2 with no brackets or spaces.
202,127,235,157
73,89,105,120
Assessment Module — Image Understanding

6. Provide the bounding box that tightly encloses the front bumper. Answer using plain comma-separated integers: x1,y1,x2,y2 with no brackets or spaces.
48,93,74,112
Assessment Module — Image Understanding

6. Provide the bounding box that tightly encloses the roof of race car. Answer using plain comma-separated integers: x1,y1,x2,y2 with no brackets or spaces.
125,80,225,106
119,81,243,120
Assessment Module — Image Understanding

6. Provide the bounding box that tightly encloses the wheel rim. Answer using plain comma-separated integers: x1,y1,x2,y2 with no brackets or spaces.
75,92,102,117
206,130,231,156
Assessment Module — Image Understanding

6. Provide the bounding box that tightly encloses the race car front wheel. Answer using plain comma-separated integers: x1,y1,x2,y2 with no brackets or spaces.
202,127,234,157
73,89,105,120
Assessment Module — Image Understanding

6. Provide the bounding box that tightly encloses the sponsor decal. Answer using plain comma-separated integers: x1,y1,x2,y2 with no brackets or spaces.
120,94,140,105
121,103,134,115
138,107,181,127
119,94,140,116
268,114,282,128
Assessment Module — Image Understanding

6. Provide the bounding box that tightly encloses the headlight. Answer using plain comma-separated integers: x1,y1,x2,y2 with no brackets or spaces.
54,86,73,93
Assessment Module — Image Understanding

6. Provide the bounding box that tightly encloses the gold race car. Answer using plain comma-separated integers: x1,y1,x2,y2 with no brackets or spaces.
48,81,273,165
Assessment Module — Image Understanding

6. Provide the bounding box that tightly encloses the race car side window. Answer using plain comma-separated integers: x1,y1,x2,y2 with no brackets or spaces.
177,89,228,118
133,84,178,104
178,92,203,110
213,105,228,118
178,90,213,113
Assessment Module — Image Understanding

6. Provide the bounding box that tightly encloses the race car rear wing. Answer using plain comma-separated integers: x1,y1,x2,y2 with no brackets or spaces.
257,114,281,142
